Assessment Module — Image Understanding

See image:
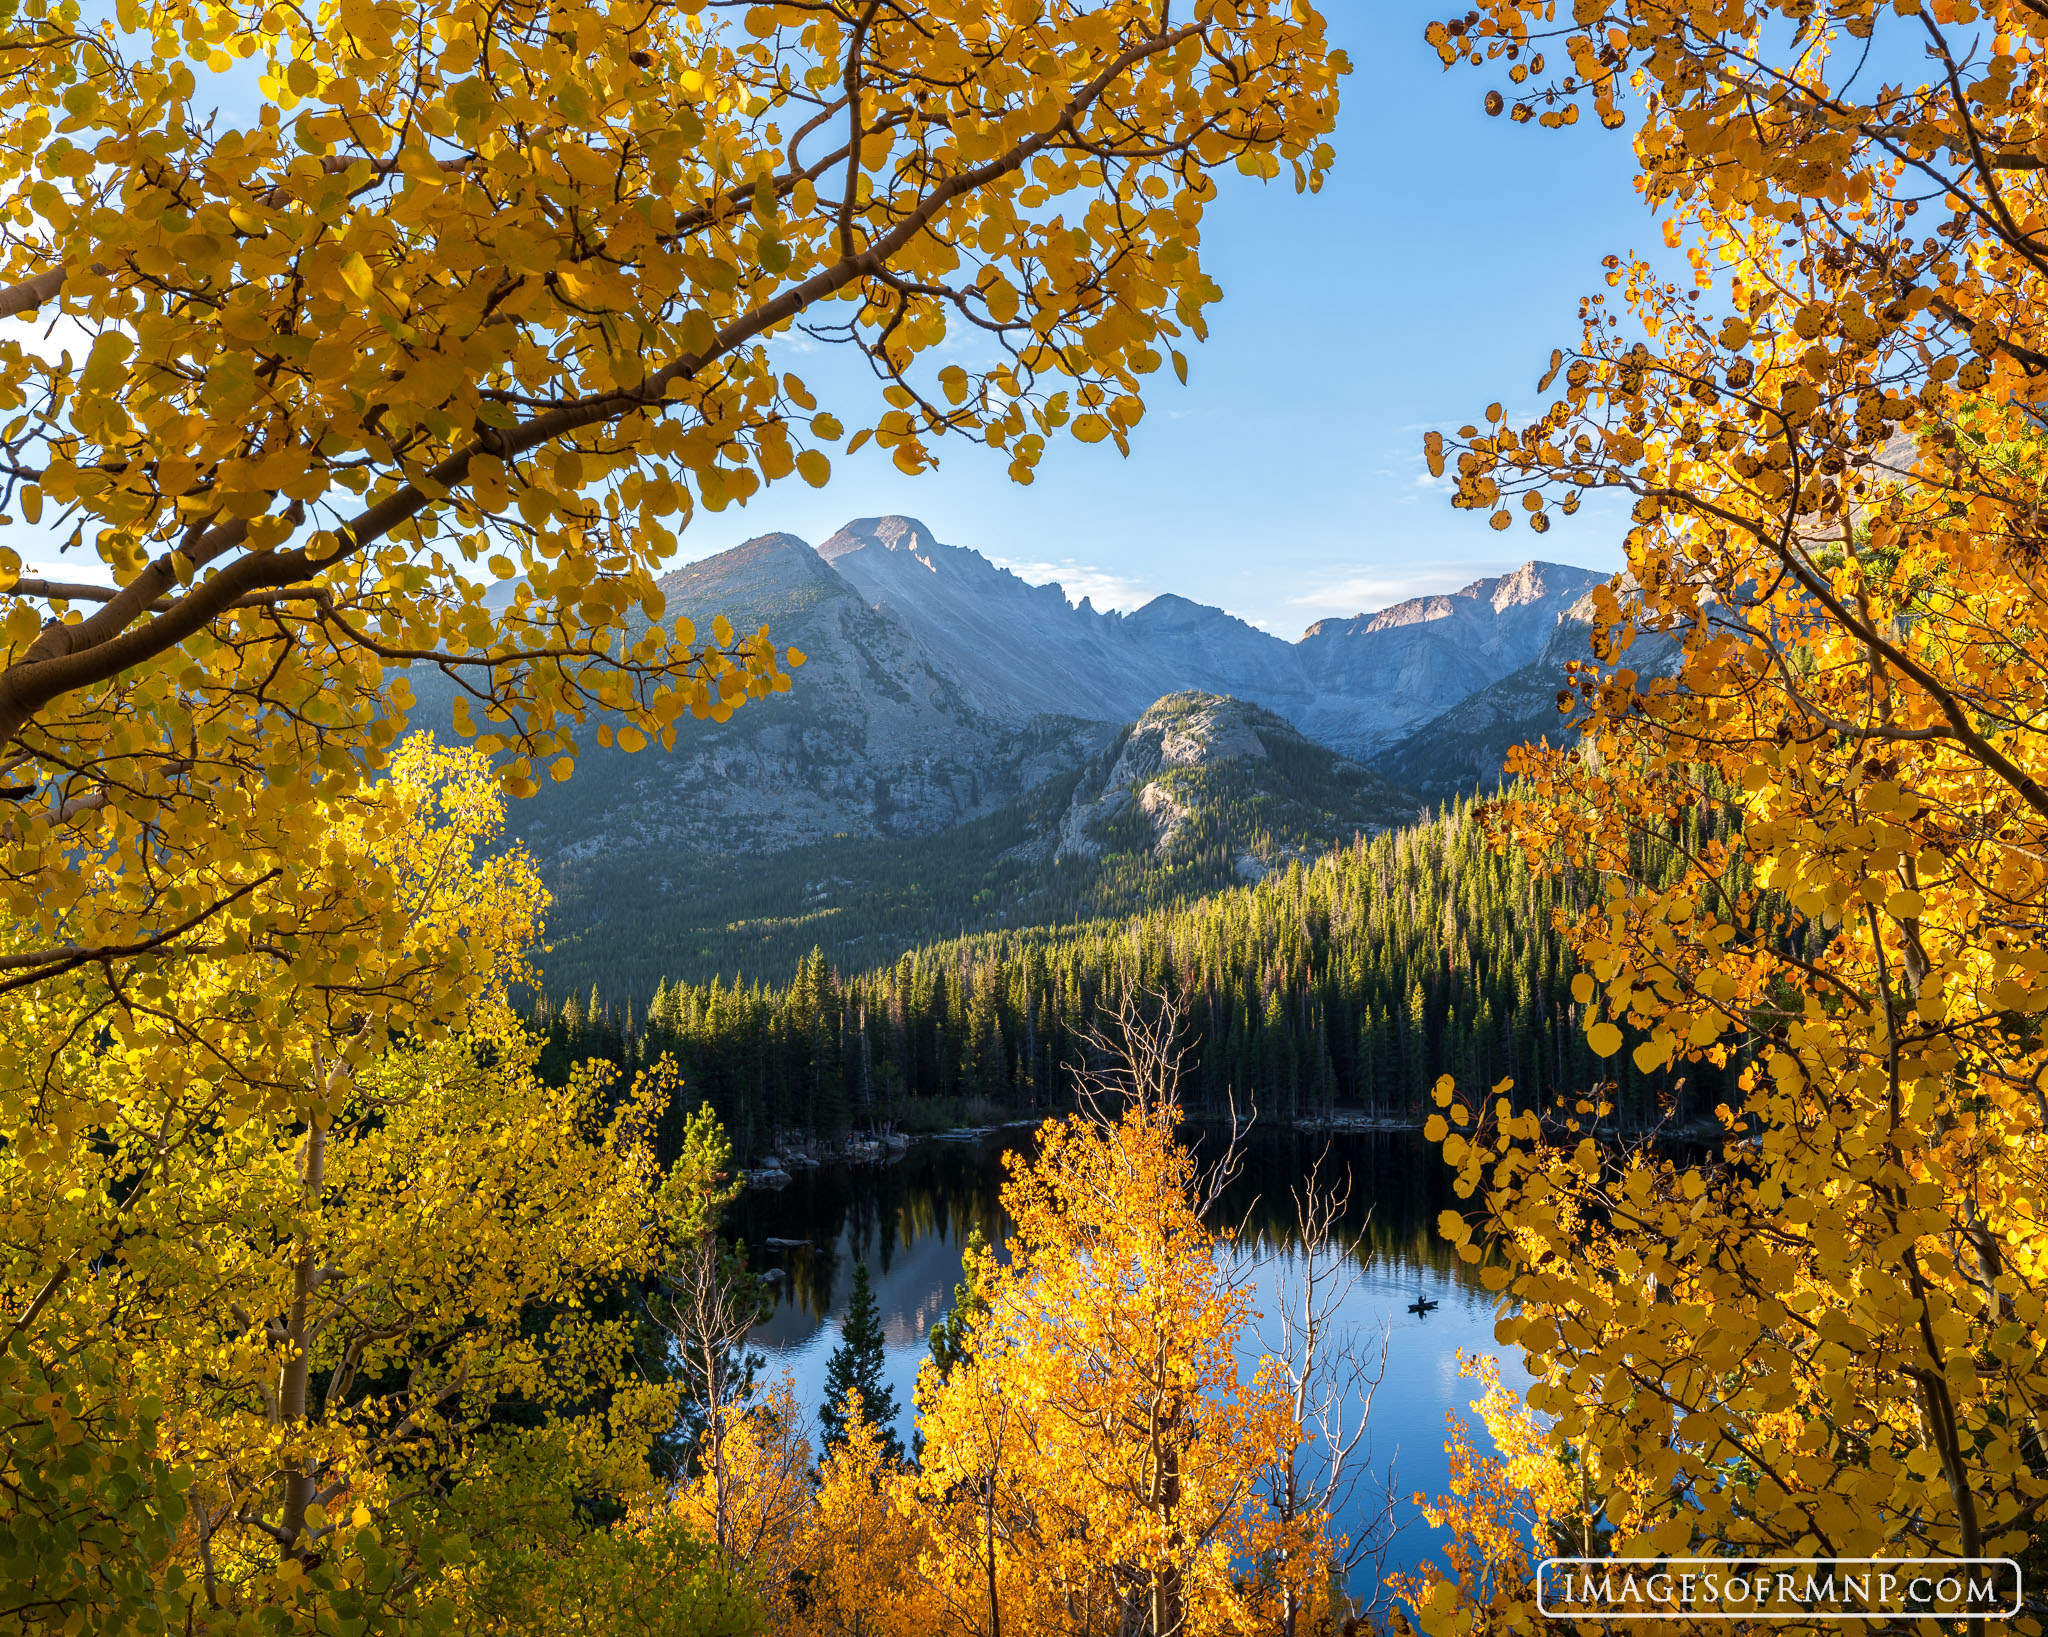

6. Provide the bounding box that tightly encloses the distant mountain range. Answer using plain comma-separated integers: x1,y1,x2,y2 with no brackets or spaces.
456,516,1615,989
813,515,1604,758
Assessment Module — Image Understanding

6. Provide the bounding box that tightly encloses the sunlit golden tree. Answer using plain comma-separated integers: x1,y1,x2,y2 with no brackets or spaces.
1416,0,2048,1624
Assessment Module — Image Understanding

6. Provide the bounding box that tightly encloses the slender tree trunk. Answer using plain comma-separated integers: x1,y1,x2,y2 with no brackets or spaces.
276,1120,325,1560
983,1470,1001,1637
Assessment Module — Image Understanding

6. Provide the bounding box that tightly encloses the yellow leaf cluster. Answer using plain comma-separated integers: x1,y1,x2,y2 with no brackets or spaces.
1414,0,2048,1626
0,738,711,1631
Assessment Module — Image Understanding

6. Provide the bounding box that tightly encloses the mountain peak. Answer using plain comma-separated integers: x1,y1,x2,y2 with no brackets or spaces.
672,530,819,571
1484,559,1601,609
655,526,1602,761
1298,560,1604,640
817,515,942,563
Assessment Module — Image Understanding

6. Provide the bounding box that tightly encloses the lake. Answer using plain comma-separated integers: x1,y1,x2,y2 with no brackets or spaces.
726,1120,1533,1603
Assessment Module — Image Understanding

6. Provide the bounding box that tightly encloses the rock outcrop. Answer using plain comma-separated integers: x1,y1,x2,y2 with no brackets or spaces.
1049,691,1414,866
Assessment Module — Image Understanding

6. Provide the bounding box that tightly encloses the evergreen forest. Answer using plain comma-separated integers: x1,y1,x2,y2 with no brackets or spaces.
532,792,1754,1162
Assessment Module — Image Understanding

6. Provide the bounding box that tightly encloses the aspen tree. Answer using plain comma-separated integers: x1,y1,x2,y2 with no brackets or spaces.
1418,0,2048,1622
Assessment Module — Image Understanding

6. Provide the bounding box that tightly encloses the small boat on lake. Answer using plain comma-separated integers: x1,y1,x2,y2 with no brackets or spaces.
1407,1296,1439,1315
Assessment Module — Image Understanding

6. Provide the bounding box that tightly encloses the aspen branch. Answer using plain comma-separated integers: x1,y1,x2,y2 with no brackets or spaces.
0,868,280,990
0,16,1208,755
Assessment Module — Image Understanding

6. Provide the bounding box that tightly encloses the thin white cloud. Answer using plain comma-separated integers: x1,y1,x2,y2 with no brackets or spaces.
990,554,1154,612
1289,563,1511,623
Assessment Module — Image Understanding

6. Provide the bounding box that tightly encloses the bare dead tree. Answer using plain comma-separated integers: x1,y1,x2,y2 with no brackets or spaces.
1075,988,1403,1630
1252,1145,1398,1634
1071,984,1253,1223
646,1221,770,1566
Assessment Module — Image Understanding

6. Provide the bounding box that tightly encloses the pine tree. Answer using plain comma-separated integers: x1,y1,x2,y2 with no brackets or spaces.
820,1260,902,1464
923,1226,991,1387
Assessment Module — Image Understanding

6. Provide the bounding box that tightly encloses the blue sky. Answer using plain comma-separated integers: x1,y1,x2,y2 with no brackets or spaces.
716,0,1659,636
7,0,1661,636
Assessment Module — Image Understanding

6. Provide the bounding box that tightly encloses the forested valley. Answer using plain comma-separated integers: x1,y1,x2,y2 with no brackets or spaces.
527,693,1420,997
532,792,1754,1162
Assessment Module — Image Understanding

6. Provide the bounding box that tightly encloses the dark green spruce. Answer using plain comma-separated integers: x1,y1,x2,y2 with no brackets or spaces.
923,1227,990,1389
819,1261,902,1465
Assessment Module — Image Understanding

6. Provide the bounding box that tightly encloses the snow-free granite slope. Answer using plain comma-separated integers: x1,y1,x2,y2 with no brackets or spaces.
818,515,1604,757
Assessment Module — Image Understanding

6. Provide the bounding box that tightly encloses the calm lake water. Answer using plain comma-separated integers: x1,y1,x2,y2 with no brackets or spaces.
726,1122,1532,1600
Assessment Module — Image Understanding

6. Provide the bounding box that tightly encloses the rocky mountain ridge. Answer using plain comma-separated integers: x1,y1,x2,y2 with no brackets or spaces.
499,516,1608,871
502,530,1119,870
1371,583,1685,799
809,515,1605,757
465,515,1622,988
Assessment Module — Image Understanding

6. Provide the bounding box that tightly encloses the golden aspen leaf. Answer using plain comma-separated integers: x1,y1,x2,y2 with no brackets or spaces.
796,449,830,487
78,332,134,392
340,253,375,301
1571,973,1595,1004
1587,1021,1623,1057
1425,1113,1449,1142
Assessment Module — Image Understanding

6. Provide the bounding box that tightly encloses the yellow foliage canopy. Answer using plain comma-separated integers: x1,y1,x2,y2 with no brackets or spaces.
1,739,718,1631
1417,0,2048,1625
0,0,1350,1620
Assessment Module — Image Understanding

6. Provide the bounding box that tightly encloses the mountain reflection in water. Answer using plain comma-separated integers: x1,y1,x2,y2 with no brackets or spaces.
725,1123,1531,1591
